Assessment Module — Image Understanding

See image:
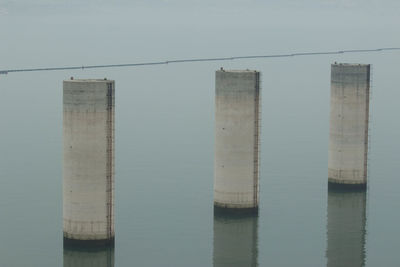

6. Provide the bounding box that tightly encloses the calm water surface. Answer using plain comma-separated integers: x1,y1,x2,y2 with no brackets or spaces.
0,1,400,266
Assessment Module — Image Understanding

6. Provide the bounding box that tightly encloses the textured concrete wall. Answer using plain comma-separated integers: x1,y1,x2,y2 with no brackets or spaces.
214,70,261,209
63,247,114,267
329,63,370,185
213,213,258,267
326,190,366,267
63,79,115,242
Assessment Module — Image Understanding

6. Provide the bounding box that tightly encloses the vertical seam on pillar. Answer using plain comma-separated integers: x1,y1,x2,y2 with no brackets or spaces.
339,81,344,181
253,72,260,207
364,66,370,183
106,82,113,240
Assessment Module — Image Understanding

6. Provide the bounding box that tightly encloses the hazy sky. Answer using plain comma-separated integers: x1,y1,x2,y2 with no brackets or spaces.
1,0,399,71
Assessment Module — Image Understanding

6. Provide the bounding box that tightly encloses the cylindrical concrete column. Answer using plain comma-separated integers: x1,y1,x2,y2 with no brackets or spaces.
63,79,115,246
326,188,366,267
214,70,261,212
213,211,258,267
328,63,370,188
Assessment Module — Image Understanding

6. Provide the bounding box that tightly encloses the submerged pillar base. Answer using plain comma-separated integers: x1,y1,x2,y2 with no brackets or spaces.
328,181,366,192
214,204,258,216
63,236,114,249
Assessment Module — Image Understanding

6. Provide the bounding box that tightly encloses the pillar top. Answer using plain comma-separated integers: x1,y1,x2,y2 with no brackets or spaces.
332,62,370,67
63,79,114,83
216,69,259,73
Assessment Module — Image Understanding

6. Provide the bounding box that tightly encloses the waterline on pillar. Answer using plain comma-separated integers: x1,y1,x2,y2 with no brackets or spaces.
63,236,115,249
214,204,259,216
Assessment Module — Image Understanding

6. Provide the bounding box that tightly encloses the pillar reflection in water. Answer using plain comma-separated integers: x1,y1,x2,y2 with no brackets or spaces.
213,210,258,267
63,246,114,267
326,187,366,267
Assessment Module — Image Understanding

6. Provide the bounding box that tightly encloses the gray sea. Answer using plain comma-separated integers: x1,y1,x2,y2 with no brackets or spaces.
0,1,400,266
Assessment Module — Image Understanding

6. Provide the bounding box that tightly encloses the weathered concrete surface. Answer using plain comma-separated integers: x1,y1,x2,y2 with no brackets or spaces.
63,79,115,243
328,63,370,186
213,212,258,267
214,70,261,209
326,189,366,267
63,247,114,267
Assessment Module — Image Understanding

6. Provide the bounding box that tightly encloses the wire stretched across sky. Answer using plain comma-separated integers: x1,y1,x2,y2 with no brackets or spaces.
1,47,399,75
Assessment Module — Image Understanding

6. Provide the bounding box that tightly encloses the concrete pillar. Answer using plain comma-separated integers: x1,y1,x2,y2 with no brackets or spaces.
63,247,114,267
213,211,258,267
214,70,261,212
328,63,370,188
63,79,115,246
326,188,366,267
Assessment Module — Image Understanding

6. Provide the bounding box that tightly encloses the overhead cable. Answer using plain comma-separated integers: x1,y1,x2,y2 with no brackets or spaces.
0,47,399,75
